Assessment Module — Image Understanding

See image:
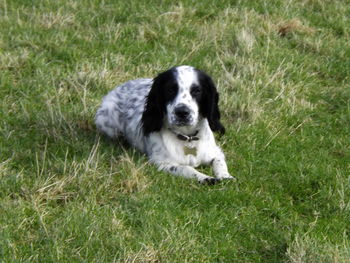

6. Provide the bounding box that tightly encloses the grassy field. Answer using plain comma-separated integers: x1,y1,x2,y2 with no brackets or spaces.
1,0,350,262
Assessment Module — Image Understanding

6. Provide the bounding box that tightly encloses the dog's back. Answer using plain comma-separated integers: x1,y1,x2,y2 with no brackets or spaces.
95,78,152,151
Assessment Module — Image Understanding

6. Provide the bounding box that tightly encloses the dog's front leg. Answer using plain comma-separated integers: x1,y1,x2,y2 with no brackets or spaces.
212,156,236,181
158,163,219,185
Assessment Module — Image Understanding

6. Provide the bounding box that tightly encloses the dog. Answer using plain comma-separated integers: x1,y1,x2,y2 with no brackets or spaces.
95,65,235,184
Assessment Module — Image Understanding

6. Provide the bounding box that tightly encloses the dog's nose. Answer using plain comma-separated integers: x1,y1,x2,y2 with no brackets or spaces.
174,105,191,119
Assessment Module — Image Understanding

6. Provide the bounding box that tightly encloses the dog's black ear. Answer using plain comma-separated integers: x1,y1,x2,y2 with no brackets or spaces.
142,79,164,136
142,70,175,136
197,70,225,134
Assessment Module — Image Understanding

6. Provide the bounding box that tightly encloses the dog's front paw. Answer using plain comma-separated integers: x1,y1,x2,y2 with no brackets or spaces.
217,173,236,181
199,177,220,185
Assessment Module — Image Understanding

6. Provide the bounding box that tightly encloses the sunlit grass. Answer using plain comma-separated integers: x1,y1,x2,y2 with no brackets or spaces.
1,0,349,262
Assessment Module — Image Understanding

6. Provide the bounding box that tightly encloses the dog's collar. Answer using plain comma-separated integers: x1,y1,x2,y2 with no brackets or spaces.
169,129,199,142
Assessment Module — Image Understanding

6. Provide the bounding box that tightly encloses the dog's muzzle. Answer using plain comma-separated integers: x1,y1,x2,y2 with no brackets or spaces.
174,104,192,125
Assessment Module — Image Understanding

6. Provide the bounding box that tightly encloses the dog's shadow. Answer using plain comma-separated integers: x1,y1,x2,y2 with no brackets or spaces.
80,119,147,164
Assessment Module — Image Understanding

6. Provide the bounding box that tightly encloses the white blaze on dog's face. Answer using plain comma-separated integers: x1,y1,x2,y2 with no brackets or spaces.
166,66,201,131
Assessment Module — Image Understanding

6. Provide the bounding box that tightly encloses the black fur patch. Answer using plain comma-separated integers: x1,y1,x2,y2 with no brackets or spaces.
196,69,225,134
141,68,178,135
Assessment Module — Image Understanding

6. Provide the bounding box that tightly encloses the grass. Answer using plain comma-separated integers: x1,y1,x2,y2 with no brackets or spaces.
1,0,350,262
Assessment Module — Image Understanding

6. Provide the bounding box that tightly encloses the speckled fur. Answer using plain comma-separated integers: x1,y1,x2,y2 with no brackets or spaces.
95,66,234,184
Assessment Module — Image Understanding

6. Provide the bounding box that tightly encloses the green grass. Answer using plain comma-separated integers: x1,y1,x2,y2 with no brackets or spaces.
1,0,350,262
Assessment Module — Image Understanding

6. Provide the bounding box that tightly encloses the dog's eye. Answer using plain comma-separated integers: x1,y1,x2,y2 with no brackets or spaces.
190,85,201,96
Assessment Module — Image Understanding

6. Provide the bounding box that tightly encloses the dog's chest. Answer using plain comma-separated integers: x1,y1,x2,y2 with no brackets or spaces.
161,132,208,167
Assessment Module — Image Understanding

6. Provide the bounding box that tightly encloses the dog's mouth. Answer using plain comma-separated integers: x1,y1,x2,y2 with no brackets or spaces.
174,118,192,126
170,115,195,127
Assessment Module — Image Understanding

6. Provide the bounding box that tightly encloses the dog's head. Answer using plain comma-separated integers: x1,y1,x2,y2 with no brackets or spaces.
142,66,225,136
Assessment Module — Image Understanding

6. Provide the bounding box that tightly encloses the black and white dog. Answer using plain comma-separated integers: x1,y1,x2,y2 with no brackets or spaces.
95,66,234,184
